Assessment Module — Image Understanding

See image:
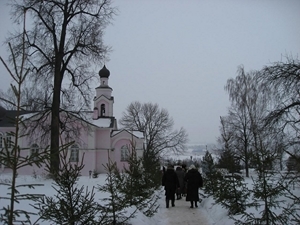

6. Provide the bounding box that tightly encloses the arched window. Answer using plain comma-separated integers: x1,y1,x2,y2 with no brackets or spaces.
31,144,39,160
0,133,13,167
101,104,105,117
121,145,129,161
70,144,79,162
6,132,12,149
0,132,13,149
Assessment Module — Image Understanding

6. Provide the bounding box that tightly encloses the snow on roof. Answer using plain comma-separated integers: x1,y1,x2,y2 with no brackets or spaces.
15,110,112,128
111,129,144,139
89,118,111,128
132,130,144,138
20,112,40,120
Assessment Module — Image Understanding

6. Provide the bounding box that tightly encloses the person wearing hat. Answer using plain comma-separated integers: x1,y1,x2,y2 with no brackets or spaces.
162,164,180,208
184,164,203,208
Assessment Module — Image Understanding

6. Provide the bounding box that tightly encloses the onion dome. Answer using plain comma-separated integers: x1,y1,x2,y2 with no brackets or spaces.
0,105,6,119
98,65,110,78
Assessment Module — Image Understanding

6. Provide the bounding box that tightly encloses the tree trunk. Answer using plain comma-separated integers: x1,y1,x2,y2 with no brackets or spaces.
50,64,63,175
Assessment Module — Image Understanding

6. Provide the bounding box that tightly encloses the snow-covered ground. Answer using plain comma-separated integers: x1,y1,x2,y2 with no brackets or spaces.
1,146,299,224
0,173,230,225
1,170,299,225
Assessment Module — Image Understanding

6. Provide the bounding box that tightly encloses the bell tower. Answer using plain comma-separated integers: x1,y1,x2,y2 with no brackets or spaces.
93,65,114,119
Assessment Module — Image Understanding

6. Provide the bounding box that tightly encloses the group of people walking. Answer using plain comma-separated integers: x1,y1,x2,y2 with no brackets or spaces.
162,164,203,208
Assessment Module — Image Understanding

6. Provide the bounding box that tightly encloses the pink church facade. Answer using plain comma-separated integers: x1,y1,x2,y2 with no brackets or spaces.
0,66,144,176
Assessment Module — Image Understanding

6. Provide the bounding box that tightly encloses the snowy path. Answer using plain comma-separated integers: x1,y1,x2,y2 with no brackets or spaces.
159,197,213,225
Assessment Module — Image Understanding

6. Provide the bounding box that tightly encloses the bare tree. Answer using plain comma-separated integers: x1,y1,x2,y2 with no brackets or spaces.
224,66,260,177
257,59,300,224
0,83,48,111
259,57,300,155
223,66,286,176
7,0,116,174
119,101,188,157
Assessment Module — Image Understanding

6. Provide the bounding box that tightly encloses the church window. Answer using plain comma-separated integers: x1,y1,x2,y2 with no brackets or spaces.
6,133,12,149
31,144,39,160
121,145,129,161
101,104,105,116
0,132,13,149
70,144,79,162
0,133,13,167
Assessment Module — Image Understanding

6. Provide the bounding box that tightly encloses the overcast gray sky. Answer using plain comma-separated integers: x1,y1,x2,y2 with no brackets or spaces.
1,0,300,144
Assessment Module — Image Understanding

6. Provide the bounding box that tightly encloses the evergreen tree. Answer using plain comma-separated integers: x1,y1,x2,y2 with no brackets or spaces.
286,155,300,173
214,174,250,215
119,143,159,217
34,150,100,225
0,16,48,224
235,149,291,225
0,130,47,225
283,179,300,224
142,149,161,190
97,160,137,225
202,151,221,196
217,148,241,174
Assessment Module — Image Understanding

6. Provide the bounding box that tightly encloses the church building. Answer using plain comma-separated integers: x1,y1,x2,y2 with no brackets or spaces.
0,65,144,175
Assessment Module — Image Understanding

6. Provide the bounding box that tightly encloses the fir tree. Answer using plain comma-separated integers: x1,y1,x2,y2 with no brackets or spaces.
142,149,161,190
202,151,221,196
217,148,241,174
119,143,159,217
286,155,300,173
34,150,100,225
214,174,250,215
235,149,291,225
97,160,137,225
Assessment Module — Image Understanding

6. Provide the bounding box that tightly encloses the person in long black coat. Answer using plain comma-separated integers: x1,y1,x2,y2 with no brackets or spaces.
184,164,203,208
162,164,180,208
175,166,185,199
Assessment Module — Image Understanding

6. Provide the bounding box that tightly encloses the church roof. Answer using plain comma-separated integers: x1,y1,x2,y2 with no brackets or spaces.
98,65,110,78
0,105,6,119
111,129,144,139
0,110,115,129
0,110,34,127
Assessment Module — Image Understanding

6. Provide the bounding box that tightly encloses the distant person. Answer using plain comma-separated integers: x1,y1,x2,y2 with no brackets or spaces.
175,166,185,200
182,164,187,173
184,164,203,208
181,164,188,196
162,164,180,208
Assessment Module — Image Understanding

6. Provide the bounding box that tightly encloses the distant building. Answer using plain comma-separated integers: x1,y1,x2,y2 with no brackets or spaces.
0,65,144,175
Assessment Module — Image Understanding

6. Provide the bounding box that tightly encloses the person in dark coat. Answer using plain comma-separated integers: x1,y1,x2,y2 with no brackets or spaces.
181,164,188,196
184,164,203,208
162,164,180,208
175,166,185,200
